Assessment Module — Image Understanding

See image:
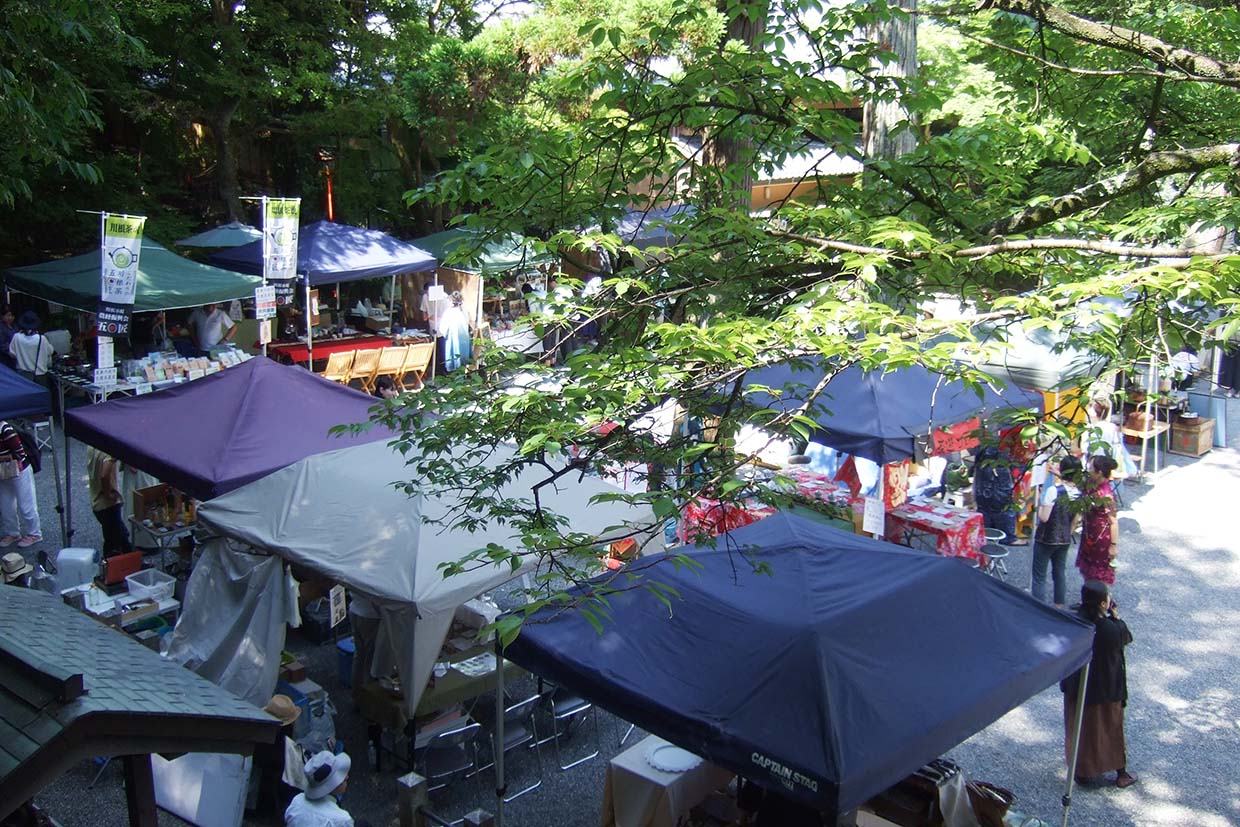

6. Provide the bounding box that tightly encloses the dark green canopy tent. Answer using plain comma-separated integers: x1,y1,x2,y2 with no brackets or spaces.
414,228,553,274
4,238,264,312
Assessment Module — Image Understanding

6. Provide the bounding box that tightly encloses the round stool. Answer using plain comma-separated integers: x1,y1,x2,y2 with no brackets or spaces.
981,528,1009,580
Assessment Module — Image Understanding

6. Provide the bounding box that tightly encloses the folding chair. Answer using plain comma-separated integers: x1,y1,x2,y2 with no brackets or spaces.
478,695,544,802
318,350,355,383
539,686,601,771
400,342,435,391
372,346,410,390
416,721,483,793
348,348,382,394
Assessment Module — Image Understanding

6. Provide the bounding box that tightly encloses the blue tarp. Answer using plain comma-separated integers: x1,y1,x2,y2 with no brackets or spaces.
210,220,436,285
616,205,696,250
505,511,1094,816
742,357,1044,465
0,364,49,419
64,357,395,501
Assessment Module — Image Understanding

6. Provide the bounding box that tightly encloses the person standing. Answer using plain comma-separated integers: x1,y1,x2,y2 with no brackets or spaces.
8,312,52,388
973,443,1017,543
0,306,16,368
188,303,235,354
284,751,356,827
1076,455,1120,585
0,420,41,549
1031,455,1082,606
348,591,381,711
86,446,131,558
1062,580,1137,789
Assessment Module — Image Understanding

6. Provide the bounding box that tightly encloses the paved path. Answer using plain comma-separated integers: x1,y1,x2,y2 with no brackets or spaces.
23,396,1240,827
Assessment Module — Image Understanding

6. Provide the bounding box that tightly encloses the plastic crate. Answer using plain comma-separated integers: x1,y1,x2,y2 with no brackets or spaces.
126,568,175,602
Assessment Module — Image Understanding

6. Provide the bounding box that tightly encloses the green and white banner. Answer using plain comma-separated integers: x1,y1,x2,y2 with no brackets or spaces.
98,213,146,336
263,197,300,284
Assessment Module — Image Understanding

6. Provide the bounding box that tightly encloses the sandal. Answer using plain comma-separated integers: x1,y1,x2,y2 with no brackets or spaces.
1115,771,1138,789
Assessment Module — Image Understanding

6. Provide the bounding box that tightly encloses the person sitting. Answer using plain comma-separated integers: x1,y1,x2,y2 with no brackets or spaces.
284,751,357,827
737,777,822,826
373,375,398,400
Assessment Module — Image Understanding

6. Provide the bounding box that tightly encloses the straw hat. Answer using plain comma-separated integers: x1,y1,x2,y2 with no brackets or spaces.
304,751,351,800
263,694,302,727
2,552,33,583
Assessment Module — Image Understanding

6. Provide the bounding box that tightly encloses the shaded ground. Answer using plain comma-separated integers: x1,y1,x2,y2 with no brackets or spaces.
22,393,1240,826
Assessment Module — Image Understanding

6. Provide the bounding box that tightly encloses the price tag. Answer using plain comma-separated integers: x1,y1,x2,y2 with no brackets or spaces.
862,496,885,536
329,585,347,629
187,369,205,381
135,383,154,395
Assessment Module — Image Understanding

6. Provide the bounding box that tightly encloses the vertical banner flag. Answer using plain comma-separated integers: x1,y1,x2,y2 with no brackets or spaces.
98,213,146,336
263,197,300,305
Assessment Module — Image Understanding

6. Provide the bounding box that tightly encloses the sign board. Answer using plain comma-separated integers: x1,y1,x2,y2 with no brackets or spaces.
93,367,118,388
96,336,114,370
263,198,301,282
427,284,446,301
255,285,277,320
258,318,273,345
96,302,132,336
329,585,347,629
309,289,321,326
98,213,145,335
862,496,885,536
135,383,154,395
227,300,243,321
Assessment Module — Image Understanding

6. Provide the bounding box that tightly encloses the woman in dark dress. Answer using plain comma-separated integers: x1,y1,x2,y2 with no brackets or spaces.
1076,455,1119,585
1062,580,1137,789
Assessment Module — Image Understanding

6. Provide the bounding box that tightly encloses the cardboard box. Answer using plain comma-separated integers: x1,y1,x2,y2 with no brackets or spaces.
280,660,307,683
1170,418,1214,457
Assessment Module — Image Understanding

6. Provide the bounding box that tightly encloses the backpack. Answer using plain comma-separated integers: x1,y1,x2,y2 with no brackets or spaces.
16,428,41,474
1035,484,1074,546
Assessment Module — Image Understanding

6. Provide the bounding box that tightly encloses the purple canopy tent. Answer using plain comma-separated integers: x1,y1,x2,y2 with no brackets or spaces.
63,358,394,539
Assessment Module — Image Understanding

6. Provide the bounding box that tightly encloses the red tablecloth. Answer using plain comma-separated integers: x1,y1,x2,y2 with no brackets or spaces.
679,497,776,543
777,467,852,506
885,501,985,561
266,334,393,364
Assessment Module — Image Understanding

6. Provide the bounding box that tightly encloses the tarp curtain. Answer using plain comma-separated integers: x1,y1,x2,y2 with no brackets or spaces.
504,512,1094,816
164,539,288,708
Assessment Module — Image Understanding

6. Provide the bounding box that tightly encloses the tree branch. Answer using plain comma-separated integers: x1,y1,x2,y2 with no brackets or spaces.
976,0,1240,87
984,142,1240,236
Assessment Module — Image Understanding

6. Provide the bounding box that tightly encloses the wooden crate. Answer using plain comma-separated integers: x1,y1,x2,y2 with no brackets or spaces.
1169,418,1214,457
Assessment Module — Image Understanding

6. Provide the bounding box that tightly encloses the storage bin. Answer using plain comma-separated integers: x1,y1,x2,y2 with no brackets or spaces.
336,637,355,687
126,568,175,602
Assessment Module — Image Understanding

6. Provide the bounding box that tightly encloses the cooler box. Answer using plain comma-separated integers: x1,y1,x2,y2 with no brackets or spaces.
336,637,355,688
55,548,99,592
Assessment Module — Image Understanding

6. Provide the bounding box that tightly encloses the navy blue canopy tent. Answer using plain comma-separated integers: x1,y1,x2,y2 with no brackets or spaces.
742,357,1044,465
0,364,50,419
504,512,1093,817
210,220,436,285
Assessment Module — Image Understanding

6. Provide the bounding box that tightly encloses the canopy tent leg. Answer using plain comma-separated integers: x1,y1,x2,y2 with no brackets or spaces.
390,274,397,329
336,281,341,312
1061,662,1091,827
63,401,74,543
494,634,506,827
305,279,315,367
46,423,66,547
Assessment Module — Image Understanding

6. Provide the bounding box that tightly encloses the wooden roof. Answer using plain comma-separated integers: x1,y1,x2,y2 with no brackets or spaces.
0,585,279,818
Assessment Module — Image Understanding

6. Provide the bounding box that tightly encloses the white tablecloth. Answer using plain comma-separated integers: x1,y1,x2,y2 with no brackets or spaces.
601,735,734,827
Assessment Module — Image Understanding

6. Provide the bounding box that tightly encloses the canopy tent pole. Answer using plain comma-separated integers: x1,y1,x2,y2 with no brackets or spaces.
494,634,506,827
336,281,341,312
1061,662,1091,827
63,410,74,542
47,424,66,547
305,279,314,367
390,273,397,330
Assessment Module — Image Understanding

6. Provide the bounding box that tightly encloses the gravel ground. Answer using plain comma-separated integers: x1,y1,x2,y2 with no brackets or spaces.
19,392,1240,827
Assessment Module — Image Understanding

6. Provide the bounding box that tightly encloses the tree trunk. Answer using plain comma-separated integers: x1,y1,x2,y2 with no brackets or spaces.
699,0,769,212
863,0,918,162
212,97,242,220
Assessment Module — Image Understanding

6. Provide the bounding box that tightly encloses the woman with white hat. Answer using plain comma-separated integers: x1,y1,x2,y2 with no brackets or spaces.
284,750,355,827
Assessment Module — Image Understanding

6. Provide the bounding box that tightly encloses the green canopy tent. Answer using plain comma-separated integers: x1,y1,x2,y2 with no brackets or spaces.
4,238,264,312
411,229,555,328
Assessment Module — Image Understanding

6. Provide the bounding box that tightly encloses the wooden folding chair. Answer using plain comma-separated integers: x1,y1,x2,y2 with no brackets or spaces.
373,346,409,390
348,348,382,393
400,342,435,391
318,350,355,383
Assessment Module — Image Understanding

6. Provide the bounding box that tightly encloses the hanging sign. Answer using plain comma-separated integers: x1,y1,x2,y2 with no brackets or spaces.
98,213,146,335
329,585,347,629
255,285,277,320
263,197,300,283
258,318,273,345
862,496,885,536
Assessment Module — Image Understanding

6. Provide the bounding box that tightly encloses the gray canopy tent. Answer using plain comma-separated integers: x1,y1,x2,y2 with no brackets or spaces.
187,438,655,716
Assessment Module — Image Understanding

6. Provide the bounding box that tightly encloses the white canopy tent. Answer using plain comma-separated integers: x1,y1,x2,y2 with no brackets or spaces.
193,438,655,714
